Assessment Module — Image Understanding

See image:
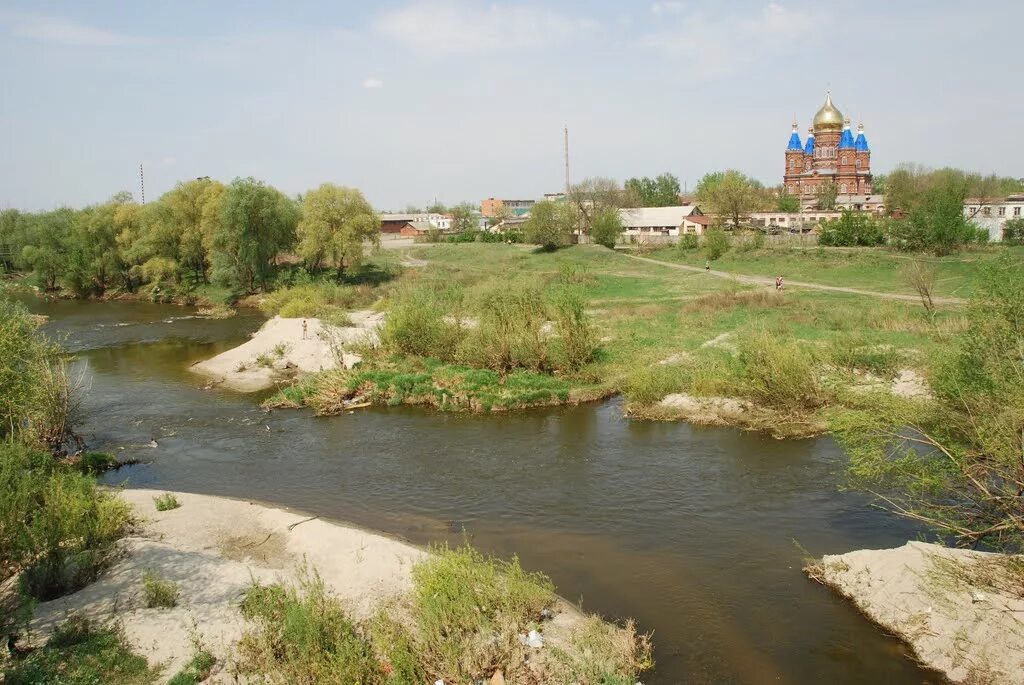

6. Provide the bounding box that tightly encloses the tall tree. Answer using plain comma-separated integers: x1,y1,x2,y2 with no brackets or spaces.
524,200,577,251
296,183,378,276
450,203,478,233
568,177,627,233
20,209,74,291
814,181,839,211
623,172,681,207
212,178,298,291
590,206,623,249
696,170,765,229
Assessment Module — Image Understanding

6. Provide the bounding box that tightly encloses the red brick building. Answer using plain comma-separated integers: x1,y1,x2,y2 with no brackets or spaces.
784,93,872,198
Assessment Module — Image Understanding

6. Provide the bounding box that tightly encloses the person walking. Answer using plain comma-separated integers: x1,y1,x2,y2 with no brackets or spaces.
302,319,308,340
705,260,711,272
776,275,784,292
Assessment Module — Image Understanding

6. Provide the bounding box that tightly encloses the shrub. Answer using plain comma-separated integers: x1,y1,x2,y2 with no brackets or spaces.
142,570,179,608
1,444,132,600
255,353,275,368
373,544,555,683
259,283,365,319
677,233,699,250
704,228,730,260
167,648,217,685
3,616,156,685
819,211,886,247
735,330,826,411
461,280,549,373
153,493,181,511
379,285,462,360
236,567,383,684
1002,217,1024,245
0,297,81,451
549,286,597,372
830,336,902,378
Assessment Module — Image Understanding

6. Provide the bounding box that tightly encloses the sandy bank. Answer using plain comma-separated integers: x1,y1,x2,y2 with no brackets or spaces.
810,541,1024,683
27,489,425,678
190,312,382,392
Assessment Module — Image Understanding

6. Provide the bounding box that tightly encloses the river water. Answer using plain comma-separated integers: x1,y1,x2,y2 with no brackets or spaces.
27,297,939,684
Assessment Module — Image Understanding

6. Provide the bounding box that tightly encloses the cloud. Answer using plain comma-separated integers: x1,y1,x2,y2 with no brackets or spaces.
0,10,146,47
363,77,384,89
374,1,597,56
650,2,685,15
641,2,819,78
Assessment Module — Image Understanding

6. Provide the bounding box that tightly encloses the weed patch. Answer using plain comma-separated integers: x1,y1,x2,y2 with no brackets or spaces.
153,493,181,511
142,570,179,608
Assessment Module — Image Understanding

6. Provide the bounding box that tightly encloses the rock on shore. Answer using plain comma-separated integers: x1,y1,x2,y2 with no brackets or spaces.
810,541,1024,684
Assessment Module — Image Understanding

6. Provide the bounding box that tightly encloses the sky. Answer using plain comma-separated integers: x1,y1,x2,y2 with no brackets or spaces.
1,0,1022,211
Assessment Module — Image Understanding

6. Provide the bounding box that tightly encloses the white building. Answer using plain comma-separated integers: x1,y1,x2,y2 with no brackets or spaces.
618,205,709,236
748,211,843,232
964,194,1024,242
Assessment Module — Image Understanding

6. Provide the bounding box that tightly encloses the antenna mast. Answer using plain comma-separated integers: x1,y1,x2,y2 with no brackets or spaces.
139,163,146,204
563,124,570,194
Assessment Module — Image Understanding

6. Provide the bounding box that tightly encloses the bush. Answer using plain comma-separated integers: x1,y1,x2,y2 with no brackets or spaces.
379,284,462,360
373,544,555,683
1003,217,1024,245
549,286,597,372
142,570,179,608
677,233,699,250
3,616,156,685
1,444,132,600
167,648,217,685
461,280,550,373
704,228,730,260
236,567,383,684
819,211,886,247
0,297,80,451
735,330,826,411
259,283,366,319
153,492,181,511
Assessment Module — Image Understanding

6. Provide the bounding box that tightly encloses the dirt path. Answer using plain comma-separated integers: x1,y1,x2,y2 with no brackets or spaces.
618,251,967,305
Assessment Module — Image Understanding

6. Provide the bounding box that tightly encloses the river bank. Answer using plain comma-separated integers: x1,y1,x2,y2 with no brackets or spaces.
23,489,648,682
808,542,1024,684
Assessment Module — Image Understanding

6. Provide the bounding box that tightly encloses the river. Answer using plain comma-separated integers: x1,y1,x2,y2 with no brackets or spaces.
28,297,939,684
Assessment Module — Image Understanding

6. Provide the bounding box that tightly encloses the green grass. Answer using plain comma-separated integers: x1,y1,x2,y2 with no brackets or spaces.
166,649,216,685
153,493,180,511
640,243,1024,298
235,567,384,684
3,616,159,685
142,570,179,608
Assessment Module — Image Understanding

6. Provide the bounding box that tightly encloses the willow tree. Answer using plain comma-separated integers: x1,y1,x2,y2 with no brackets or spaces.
834,255,1024,550
695,170,766,229
296,184,378,277
212,178,298,291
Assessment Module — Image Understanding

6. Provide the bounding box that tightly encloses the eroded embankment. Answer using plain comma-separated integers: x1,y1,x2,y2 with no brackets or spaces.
808,541,1024,684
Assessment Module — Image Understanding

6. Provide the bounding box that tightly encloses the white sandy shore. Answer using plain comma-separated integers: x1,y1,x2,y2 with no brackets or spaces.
27,489,425,678
813,541,1024,683
26,489,592,680
191,312,383,392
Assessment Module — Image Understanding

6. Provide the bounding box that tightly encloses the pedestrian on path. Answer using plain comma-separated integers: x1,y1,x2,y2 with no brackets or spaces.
775,275,784,291
302,319,308,340
705,260,710,272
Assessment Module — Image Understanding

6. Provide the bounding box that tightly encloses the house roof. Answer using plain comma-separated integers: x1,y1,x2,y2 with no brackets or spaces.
618,205,699,228
407,221,435,231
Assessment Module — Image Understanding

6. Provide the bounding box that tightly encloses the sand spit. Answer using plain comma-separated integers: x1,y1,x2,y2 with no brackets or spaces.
810,541,1024,684
190,313,383,392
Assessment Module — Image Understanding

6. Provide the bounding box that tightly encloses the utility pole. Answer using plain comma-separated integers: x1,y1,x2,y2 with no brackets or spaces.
563,124,570,195
139,163,146,205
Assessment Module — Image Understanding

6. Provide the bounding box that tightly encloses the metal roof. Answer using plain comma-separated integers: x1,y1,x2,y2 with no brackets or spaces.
618,206,700,228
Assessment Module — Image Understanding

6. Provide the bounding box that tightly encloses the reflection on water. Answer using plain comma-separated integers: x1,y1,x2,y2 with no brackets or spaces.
25,297,940,684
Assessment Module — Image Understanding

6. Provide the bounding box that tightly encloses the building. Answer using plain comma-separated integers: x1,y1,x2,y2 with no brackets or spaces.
618,205,708,237
748,211,843,232
480,198,536,218
379,212,451,236
964,194,1024,241
784,93,874,199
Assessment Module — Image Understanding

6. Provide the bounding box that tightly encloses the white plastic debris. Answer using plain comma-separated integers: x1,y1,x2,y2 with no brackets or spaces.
148,440,158,448
971,591,987,603
435,680,445,685
526,629,544,648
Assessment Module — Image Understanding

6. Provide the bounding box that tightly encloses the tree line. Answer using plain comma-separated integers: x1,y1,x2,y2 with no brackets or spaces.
0,178,379,297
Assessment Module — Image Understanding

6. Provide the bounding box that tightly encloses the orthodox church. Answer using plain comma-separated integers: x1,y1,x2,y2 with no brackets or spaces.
783,93,872,198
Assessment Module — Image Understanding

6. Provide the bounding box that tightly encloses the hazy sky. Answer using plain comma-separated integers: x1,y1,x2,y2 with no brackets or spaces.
2,0,1022,211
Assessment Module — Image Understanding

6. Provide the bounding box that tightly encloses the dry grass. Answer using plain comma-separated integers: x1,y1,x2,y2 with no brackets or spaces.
683,288,785,313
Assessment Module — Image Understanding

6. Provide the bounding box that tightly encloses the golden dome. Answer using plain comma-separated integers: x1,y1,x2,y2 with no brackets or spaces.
812,93,844,131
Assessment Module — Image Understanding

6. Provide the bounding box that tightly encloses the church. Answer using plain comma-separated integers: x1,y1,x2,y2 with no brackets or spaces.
784,93,872,198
